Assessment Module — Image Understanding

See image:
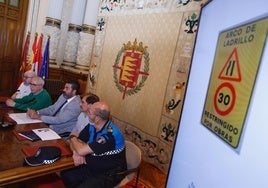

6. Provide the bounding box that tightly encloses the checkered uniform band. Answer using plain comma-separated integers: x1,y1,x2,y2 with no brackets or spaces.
91,146,125,157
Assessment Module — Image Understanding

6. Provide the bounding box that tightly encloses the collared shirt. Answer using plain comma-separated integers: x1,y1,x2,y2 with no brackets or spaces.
71,112,90,133
16,83,31,99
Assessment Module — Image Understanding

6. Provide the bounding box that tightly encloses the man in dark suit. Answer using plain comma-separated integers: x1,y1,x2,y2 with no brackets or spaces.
27,80,81,136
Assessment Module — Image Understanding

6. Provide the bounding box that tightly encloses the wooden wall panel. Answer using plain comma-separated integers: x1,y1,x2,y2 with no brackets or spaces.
0,0,28,96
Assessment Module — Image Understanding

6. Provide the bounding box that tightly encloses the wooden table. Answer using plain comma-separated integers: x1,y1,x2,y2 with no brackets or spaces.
0,107,74,186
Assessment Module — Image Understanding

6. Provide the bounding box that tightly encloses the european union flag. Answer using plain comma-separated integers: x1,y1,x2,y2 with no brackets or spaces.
39,36,50,79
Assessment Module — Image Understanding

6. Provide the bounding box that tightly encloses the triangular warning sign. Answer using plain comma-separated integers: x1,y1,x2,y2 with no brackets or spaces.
218,47,241,82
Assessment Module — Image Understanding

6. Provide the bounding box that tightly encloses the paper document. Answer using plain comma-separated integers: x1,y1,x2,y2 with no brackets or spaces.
33,128,61,141
8,113,42,124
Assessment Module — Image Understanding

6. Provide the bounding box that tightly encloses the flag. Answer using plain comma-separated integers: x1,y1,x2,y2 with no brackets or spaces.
39,36,50,79
17,31,30,86
27,32,38,72
32,33,43,74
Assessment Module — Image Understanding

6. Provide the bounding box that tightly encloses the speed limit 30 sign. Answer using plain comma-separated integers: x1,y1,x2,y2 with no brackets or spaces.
201,17,267,148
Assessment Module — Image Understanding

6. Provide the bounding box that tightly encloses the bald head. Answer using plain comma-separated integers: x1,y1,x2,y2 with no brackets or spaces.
93,102,110,120
23,70,37,84
24,70,36,78
32,76,45,85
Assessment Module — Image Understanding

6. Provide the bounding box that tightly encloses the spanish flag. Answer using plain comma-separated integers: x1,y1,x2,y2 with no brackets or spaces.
17,32,30,87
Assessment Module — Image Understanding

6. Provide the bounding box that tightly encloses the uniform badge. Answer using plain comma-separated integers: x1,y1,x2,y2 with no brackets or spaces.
97,136,107,144
107,125,113,133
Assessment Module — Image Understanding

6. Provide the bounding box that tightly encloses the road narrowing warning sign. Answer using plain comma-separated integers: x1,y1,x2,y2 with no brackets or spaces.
201,17,268,148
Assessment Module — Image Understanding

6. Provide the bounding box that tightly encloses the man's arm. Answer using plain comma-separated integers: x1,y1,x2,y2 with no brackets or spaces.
69,136,91,166
40,96,80,125
72,150,86,166
11,92,18,99
69,136,93,156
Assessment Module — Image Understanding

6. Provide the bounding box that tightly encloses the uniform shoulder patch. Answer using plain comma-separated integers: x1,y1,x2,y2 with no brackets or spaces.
107,125,113,133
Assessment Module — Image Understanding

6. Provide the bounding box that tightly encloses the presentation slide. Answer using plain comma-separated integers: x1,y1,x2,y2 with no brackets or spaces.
167,0,268,187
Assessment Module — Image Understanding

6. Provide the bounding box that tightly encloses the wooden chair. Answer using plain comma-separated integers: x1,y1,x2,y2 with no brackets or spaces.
44,79,64,103
77,78,87,94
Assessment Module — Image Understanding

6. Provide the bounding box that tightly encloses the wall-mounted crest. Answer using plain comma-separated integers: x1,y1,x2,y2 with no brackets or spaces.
113,39,150,99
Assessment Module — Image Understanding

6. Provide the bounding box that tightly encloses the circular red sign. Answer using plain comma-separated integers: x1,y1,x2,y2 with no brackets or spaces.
214,82,236,116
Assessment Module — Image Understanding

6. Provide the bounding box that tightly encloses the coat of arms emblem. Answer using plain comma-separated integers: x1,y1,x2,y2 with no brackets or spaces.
113,39,150,99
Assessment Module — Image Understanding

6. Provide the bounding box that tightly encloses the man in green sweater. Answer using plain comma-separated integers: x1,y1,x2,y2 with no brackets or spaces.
6,76,52,111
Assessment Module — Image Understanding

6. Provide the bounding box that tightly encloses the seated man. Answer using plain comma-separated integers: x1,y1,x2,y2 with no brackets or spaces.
70,93,100,137
61,101,127,188
27,80,81,135
11,70,37,99
6,76,52,111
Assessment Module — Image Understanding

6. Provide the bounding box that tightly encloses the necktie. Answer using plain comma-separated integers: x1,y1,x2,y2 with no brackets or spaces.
52,100,67,116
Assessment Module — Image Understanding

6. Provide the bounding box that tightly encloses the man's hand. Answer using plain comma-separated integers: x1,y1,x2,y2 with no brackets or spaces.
72,151,86,166
26,109,41,119
6,99,15,107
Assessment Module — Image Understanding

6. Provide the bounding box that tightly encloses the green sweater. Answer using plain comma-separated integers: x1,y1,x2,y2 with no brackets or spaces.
14,89,52,111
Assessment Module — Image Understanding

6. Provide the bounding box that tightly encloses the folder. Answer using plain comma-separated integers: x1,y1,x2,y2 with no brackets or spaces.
18,130,40,141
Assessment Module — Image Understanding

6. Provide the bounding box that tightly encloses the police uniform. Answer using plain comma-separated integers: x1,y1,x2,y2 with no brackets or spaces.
61,121,127,188
78,120,126,174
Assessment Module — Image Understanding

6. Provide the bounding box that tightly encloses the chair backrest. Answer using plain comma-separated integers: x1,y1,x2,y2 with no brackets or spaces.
114,140,142,187
44,79,64,102
125,140,141,171
77,79,87,94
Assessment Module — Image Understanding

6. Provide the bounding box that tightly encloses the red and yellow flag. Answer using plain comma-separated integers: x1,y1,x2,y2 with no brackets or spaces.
27,33,38,73
17,31,31,86
32,33,43,74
